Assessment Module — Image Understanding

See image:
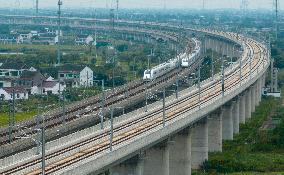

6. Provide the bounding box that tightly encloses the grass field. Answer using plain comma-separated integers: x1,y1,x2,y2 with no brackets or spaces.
0,111,37,127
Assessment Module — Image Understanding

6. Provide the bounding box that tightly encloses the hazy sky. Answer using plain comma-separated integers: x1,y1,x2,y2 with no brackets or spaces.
0,0,281,10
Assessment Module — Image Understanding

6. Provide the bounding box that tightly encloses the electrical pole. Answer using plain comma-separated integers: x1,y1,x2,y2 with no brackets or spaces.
36,0,39,15
241,0,248,16
41,127,45,175
211,50,214,81
221,55,225,97
198,61,201,109
145,84,148,112
109,107,114,151
12,87,15,126
275,0,279,40
100,80,105,129
116,0,119,21
56,0,62,66
162,88,166,127
8,101,12,143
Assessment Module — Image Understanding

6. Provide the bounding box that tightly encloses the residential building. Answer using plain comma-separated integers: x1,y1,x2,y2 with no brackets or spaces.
41,80,65,95
0,60,36,78
16,70,46,94
0,87,28,101
58,64,93,88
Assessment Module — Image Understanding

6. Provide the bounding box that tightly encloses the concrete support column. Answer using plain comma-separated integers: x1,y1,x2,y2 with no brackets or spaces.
143,144,169,175
245,89,252,119
208,109,222,152
255,80,260,106
251,85,256,113
191,120,208,169
259,79,262,102
136,152,145,175
222,103,233,140
110,162,136,175
232,98,240,134
163,141,170,175
239,94,246,124
169,129,192,175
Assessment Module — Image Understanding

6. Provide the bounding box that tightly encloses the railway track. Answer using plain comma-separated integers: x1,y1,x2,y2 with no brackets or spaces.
0,32,196,147
0,31,268,175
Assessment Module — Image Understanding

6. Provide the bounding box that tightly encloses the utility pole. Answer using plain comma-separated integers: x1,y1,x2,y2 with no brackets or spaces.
41,127,46,175
162,88,166,127
211,50,214,81
36,0,39,15
221,55,225,97
198,61,201,109
56,0,62,66
101,80,105,129
12,83,15,126
275,0,279,40
145,84,148,112
202,0,205,10
109,107,114,151
8,101,12,143
116,0,119,21
240,0,248,16
163,0,166,10
239,54,242,86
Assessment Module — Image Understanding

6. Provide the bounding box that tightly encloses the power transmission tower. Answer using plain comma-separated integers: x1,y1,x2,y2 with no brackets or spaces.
163,0,166,10
240,0,249,15
36,0,39,15
275,0,279,40
56,0,63,67
202,0,205,10
116,0,119,20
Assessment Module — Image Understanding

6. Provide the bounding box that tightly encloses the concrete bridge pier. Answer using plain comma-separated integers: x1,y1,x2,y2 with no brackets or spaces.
191,119,208,169
208,109,223,152
245,88,252,119
232,98,240,134
255,80,260,106
169,130,192,175
109,160,136,175
222,103,234,140
141,143,170,175
251,85,256,113
239,93,246,124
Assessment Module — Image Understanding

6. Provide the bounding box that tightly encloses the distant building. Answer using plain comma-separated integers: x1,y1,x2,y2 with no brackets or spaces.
41,80,65,95
0,61,35,78
0,77,13,88
0,87,28,101
58,64,93,88
75,35,94,45
16,70,46,94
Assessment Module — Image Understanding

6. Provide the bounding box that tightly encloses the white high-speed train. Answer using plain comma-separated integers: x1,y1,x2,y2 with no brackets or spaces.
181,38,201,67
143,38,201,81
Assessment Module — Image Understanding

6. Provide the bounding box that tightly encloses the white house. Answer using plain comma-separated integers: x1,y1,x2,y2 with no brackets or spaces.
0,61,31,77
58,64,93,88
42,81,66,95
80,67,94,87
85,35,94,45
0,87,28,101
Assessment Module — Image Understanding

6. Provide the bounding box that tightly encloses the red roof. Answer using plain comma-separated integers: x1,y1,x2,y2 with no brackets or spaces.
2,87,27,93
42,81,57,88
